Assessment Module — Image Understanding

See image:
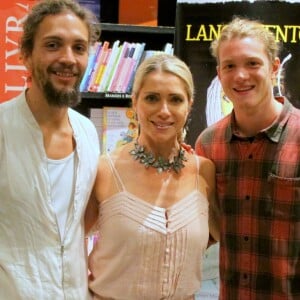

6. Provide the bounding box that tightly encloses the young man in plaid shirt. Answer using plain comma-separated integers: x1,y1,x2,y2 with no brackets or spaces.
196,17,300,299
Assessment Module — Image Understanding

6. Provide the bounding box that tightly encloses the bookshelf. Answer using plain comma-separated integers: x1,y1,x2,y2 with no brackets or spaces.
99,23,175,47
78,92,132,116
75,22,175,118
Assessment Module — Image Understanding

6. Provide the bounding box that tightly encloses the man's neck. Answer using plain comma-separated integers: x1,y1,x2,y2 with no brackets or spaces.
234,99,283,137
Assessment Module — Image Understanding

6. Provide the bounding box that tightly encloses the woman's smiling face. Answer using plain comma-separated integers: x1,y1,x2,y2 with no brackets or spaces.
133,70,191,144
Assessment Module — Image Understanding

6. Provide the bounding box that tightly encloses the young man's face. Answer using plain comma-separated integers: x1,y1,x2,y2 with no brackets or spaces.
217,36,279,113
23,12,89,107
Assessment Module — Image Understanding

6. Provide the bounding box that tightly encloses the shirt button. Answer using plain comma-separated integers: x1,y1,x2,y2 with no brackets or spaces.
165,248,170,253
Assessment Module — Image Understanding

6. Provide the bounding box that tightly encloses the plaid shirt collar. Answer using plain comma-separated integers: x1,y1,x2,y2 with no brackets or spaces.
227,97,292,143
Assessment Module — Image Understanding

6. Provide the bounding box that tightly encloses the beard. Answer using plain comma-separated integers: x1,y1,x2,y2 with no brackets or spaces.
43,80,81,108
33,63,82,108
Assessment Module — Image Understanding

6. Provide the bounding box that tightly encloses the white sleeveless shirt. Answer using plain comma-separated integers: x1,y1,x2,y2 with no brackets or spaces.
48,151,77,240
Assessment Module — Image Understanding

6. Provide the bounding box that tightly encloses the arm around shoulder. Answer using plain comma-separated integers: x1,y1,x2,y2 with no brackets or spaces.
85,188,99,235
84,154,115,234
195,133,205,157
199,157,220,242
84,155,107,234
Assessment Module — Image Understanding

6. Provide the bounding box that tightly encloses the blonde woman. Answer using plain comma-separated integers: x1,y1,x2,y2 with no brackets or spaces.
85,53,218,299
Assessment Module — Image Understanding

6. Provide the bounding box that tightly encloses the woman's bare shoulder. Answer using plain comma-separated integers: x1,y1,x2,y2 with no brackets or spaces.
194,154,215,180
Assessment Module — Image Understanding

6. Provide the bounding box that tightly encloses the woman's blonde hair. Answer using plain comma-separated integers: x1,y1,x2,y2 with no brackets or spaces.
132,53,194,101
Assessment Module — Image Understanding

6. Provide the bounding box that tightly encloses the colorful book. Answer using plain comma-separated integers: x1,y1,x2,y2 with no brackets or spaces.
88,41,110,92
115,44,136,93
107,41,131,92
80,42,101,92
104,43,124,92
98,40,121,93
102,106,138,154
125,42,146,94
89,47,111,92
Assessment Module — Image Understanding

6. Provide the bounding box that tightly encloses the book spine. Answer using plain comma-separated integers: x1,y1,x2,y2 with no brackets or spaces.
80,42,101,92
98,40,121,93
89,48,111,92
107,41,130,92
105,44,124,92
84,43,103,92
163,42,174,55
125,42,146,94
88,41,110,92
115,44,136,93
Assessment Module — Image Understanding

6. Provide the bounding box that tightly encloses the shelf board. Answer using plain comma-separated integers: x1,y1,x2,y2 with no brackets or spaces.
101,23,175,35
81,92,131,100
77,92,132,112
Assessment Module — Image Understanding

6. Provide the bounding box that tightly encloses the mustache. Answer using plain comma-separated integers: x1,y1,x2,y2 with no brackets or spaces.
49,64,79,75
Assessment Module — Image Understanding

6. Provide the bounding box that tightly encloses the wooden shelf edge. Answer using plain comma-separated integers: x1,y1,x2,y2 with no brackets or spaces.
81,92,132,100
100,23,175,35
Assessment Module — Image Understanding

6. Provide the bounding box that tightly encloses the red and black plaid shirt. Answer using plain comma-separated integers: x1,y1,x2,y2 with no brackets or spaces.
196,98,300,299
